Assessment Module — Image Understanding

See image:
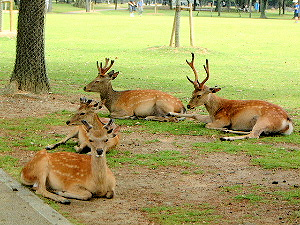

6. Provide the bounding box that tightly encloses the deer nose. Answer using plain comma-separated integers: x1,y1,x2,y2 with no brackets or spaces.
83,87,86,91
187,105,191,109
96,149,104,155
66,121,70,125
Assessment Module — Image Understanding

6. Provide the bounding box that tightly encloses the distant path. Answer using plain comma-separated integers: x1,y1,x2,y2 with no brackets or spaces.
62,8,127,14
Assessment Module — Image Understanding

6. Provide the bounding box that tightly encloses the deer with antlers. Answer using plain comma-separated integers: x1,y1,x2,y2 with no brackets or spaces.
83,58,186,122
21,120,116,204
46,98,120,153
170,53,293,141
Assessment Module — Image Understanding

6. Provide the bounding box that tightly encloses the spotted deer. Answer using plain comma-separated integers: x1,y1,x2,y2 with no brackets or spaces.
21,120,116,204
83,58,186,121
46,98,120,153
170,53,293,141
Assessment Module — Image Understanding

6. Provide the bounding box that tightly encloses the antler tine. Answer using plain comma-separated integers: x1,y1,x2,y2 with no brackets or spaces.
200,59,209,86
99,58,115,75
186,53,201,89
96,61,102,73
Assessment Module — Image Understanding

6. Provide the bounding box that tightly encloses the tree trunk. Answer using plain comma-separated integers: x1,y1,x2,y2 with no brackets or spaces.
217,0,221,16
260,0,267,18
10,0,50,94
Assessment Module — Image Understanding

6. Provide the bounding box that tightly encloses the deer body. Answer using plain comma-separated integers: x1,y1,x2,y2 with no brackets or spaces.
84,58,185,121
174,53,293,140
21,122,116,204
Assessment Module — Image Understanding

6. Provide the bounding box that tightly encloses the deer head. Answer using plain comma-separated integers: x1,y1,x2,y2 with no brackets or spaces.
186,53,221,109
81,120,110,154
66,97,103,126
84,58,119,92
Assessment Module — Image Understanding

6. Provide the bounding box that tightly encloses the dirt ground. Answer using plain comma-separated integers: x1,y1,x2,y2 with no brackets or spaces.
1,93,299,225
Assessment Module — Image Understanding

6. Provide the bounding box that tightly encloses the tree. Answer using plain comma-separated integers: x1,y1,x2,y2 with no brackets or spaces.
260,0,268,18
10,0,50,94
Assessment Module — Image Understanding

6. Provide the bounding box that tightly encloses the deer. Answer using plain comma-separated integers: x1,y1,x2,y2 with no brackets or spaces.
83,58,186,122
21,120,116,204
46,97,120,153
169,53,294,141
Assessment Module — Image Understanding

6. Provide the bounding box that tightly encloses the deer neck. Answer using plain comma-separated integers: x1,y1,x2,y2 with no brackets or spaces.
204,93,225,117
91,152,108,183
99,81,121,111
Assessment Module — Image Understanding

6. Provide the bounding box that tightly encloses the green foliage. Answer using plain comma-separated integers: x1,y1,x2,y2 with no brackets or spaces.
143,204,221,224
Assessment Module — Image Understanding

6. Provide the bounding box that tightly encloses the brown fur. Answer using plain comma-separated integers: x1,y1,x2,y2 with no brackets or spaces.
171,53,293,140
21,124,116,204
46,98,120,152
83,58,185,121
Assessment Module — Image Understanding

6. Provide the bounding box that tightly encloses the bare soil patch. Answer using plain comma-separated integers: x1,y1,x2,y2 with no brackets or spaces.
1,93,299,225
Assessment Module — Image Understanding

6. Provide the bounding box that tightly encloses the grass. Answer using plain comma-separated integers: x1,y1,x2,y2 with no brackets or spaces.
0,3,299,224
107,148,195,169
143,204,221,224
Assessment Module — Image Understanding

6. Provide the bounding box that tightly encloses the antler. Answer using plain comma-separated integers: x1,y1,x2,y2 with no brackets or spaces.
186,53,209,89
186,53,201,89
97,58,115,75
201,59,209,87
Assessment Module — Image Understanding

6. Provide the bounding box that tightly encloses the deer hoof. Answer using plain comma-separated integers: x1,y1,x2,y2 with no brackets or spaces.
220,137,234,141
60,199,71,205
45,146,53,150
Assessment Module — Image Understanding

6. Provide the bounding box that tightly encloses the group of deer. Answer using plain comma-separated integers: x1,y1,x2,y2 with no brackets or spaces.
21,53,293,204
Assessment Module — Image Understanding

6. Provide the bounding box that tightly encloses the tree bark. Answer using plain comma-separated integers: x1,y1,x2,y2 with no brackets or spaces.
10,0,50,94
260,0,267,18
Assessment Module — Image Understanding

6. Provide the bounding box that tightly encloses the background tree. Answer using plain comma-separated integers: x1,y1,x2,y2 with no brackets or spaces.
260,0,268,18
10,0,50,94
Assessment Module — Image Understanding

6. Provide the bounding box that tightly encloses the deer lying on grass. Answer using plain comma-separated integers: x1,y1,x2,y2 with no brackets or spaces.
21,120,116,204
170,53,293,141
46,97,120,153
83,58,186,122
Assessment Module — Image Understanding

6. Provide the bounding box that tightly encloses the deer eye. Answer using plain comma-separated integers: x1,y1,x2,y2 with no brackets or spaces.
197,94,202,98
80,113,85,115
104,139,109,142
89,139,94,142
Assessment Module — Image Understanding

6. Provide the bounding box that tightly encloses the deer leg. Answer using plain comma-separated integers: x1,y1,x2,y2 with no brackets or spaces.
35,170,71,204
168,112,211,123
105,190,115,199
46,127,79,150
220,119,267,141
206,119,230,130
56,186,92,201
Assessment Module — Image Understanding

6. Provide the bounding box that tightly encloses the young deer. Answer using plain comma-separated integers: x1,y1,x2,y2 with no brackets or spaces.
171,53,293,141
46,98,120,153
83,58,186,122
21,120,116,204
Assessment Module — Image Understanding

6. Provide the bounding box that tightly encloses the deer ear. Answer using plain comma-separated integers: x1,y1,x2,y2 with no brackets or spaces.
209,87,221,93
111,72,119,80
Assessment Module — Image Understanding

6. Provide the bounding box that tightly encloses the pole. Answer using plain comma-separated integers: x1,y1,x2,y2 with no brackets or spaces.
249,0,252,17
169,15,176,46
0,0,3,32
189,3,194,47
9,0,13,31
174,0,180,47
